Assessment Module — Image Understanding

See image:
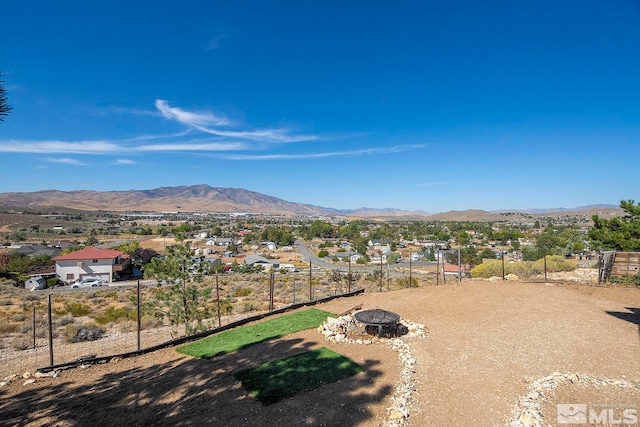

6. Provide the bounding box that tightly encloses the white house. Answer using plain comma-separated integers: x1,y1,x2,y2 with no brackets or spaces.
206,237,233,246
243,254,279,271
52,247,130,284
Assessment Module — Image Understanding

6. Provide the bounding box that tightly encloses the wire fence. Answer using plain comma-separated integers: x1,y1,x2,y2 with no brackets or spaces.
0,267,438,379
1,259,603,379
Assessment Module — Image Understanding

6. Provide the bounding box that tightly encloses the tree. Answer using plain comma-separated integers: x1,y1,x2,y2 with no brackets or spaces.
386,252,402,264
0,70,11,122
589,200,640,251
143,242,213,335
353,236,368,255
479,248,496,260
302,220,334,239
85,230,99,246
114,241,141,255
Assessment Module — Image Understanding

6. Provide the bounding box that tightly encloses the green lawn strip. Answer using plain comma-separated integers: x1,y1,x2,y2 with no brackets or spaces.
177,308,336,358
234,347,363,405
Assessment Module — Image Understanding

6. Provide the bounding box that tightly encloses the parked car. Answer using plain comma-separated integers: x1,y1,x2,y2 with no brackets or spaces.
71,278,103,288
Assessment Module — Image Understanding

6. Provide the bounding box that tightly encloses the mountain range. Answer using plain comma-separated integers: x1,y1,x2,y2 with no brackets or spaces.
0,184,622,221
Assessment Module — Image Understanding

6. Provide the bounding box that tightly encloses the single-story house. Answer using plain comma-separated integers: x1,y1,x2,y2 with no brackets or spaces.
10,244,62,258
206,237,233,246
52,247,130,284
441,263,471,278
368,239,393,251
243,254,279,271
334,251,364,263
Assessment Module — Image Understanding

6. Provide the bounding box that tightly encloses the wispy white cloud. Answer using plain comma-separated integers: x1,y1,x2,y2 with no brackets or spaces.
45,157,86,165
155,99,232,128
0,100,414,162
119,130,193,143
138,141,248,152
112,159,136,165
0,140,119,154
216,144,425,160
155,99,317,143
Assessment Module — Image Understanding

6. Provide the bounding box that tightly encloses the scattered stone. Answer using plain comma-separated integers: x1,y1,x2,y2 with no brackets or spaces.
23,379,36,386
34,370,59,378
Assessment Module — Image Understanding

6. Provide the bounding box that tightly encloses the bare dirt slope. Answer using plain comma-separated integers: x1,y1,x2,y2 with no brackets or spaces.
0,281,638,427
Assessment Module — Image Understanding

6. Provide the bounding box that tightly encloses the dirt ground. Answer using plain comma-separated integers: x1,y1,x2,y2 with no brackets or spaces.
0,280,638,427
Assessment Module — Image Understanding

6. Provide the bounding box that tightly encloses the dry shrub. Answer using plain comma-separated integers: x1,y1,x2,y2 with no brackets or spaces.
55,315,75,327
141,316,164,330
10,336,33,351
63,322,105,343
91,296,106,305
9,313,26,322
94,305,135,325
65,301,91,317
100,290,118,299
233,287,252,297
118,320,135,333
0,322,19,334
237,301,258,314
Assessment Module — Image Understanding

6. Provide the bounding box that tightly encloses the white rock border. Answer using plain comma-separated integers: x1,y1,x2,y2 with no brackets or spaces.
506,372,640,427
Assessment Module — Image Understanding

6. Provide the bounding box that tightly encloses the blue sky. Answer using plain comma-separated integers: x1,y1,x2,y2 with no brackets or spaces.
1,1,639,212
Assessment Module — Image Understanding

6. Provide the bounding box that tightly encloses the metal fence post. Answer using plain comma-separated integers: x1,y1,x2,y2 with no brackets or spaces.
216,271,221,327
48,294,53,366
309,260,313,302
137,280,141,351
32,305,36,350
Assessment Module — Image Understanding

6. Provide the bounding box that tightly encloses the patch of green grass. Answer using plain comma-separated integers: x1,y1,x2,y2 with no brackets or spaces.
234,347,363,405
177,308,335,358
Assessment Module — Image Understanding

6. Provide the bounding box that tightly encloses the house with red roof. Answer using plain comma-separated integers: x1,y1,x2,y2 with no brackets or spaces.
52,247,130,284
441,263,471,279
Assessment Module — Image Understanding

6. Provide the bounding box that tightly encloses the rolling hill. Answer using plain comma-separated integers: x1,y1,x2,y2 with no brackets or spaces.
0,184,622,221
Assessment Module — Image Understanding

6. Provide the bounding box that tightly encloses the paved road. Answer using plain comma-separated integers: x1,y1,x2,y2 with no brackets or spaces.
37,279,158,293
293,239,437,275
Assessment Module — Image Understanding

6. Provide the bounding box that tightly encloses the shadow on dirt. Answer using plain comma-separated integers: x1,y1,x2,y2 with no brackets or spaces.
606,307,640,341
606,307,640,326
0,336,390,427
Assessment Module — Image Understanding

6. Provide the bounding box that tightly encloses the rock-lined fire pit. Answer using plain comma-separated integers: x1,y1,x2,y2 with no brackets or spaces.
354,308,401,337
318,310,426,344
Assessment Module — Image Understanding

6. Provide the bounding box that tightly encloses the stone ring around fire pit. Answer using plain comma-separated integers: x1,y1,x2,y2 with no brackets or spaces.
353,309,401,337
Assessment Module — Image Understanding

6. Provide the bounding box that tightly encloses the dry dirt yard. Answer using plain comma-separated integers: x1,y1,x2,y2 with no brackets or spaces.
0,280,638,427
